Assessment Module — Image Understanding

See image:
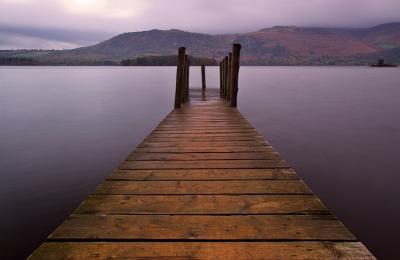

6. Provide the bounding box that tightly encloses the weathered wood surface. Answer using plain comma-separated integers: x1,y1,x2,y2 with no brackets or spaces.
31,242,375,260
120,160,289,169
93,180,311,195
49,215,355,240
75,195,328,215
128,151,280,160
29,88,375,259
201,64,206,89
108,169,299,181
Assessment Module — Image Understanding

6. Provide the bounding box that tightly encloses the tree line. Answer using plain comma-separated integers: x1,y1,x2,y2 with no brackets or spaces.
121,55,218,66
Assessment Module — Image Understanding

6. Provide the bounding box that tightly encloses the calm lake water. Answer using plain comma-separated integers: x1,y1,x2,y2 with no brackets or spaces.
1,66,399,259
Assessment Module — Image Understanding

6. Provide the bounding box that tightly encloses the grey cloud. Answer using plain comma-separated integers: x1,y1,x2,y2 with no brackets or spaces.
0,31,79,49
0,0,399,49
0,25,111,44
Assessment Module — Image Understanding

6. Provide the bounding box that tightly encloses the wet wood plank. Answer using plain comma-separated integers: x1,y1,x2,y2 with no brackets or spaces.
128,152,280,161
75,194,328,215
149,132,263,138
108,169,299,181
120,159,289,169
152,129,259,134
144,136,266,141
49,215,355,241
138,140,269,148
94,180,312,195
135,146,274,153
29,242,376,260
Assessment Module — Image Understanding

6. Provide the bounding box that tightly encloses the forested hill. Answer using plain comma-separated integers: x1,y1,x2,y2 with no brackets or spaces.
1,23,400,65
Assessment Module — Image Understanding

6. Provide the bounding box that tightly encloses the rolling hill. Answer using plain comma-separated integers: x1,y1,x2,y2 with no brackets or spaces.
1,23,400,65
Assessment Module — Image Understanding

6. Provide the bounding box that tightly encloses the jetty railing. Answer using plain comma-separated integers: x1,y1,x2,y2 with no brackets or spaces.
174,44,242,108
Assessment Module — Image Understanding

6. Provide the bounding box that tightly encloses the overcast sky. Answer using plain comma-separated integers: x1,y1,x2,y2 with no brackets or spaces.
1,0,399,49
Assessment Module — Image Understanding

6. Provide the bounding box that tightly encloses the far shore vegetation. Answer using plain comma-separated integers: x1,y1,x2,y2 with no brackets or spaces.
120,55,217,66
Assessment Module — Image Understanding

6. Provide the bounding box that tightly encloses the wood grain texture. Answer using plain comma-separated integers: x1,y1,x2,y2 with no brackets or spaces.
149,132,263,138
29,242,376,260
144,136,266,141
152,129,259,134
108,169,298,181
138,140,269,147
94,180,311,195
49,214,355,240
135,146,274,153
128,152,280,161
120,159,289,169
75,194,328,215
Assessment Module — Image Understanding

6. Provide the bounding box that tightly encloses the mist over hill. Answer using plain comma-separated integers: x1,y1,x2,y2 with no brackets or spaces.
1,23,400,65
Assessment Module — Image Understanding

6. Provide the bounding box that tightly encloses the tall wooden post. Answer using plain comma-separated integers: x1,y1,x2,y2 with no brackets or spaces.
185,57,190,101
221,60,225,98
182,54,188,103
230,44,241,107
201,64,206,90
174,47,185,108
219,61,223,97
227,52,232,101
223,56,228,99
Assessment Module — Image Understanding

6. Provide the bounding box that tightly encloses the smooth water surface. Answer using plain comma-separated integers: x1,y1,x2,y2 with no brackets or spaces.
1,66,399,259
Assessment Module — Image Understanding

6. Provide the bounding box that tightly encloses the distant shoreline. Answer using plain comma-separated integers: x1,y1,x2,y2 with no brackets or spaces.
1,64,398,67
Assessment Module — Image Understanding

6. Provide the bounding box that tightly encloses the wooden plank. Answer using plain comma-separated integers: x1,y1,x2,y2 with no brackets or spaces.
138,141,269,147
163,118,248,122
120,159,289,169
144,136,265,141
162,117,248,120
168,114,243,118
152,129,258,134
171,109,240,112
149,132,264,138
161,121,249,124
154,128,257,132
157,124,254,130
157,122,253,126
158,123,252,127
108,169,299,181
94,180,311,195
162,116,246,119
48,215,355,240
75,194,328,215
160,120,250,124
163,118,247,121
135,146,274,153
165,114,245,117
127,152,280,161
29,242,376,260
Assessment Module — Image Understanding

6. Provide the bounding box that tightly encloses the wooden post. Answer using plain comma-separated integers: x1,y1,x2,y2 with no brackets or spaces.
174,47,185,108
227,52,232,101
201,64,206,89
219,61,223,97
182,54,188,103
223,56,228,99
230,44,241,107
221,60,225,98
185,57,190,101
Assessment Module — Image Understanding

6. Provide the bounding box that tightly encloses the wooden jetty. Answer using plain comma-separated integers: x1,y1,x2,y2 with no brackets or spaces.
29,45,375,259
